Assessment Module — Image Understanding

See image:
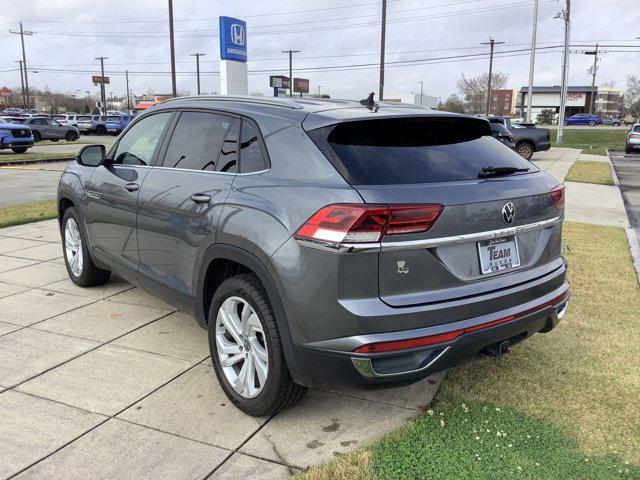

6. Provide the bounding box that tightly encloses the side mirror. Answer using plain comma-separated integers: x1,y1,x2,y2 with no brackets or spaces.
76,144,106,167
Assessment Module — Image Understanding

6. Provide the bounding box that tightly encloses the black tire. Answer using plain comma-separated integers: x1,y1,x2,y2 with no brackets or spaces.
96,125,106,135
516,142,534,160
563,121,568,126
65,131,78,142
626,147,632,155
61,207,111,287
588,120,596,126
11,147,28,154
208,274,307,416
32,131,41,142
50,138,59,142
613,122,620,127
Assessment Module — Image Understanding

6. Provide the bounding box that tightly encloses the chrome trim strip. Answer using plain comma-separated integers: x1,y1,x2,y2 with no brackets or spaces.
86,191,102,199
295,216,563,253
556,302,568,319
351,347,451,379
380,215,563,252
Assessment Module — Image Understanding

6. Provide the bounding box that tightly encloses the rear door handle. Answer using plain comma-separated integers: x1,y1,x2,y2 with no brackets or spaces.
124,183,139,192
190,193,211,204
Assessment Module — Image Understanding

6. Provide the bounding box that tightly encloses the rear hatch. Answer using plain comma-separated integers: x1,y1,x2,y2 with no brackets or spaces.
306,114,564,307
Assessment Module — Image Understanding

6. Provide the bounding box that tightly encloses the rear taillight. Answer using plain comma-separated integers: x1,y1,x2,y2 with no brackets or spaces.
550,185,565,209
294,204,444,244
546,131,551,140
630,133,640,139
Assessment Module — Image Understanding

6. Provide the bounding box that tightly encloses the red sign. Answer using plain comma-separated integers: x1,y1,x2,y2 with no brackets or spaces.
293,78,309,94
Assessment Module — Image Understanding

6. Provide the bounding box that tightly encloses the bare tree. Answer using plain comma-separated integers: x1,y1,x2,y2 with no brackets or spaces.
626,74,640,117
438,94,465,113
456,72,509,114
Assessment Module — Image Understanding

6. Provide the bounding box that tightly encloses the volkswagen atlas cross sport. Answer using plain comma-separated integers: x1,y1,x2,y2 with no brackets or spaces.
57,95,569,416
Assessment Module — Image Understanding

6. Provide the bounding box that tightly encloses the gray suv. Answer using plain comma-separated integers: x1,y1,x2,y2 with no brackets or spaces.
57,96,569,416
23,117,79,142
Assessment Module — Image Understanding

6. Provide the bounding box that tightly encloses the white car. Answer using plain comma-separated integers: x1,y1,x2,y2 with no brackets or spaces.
50,114,79,128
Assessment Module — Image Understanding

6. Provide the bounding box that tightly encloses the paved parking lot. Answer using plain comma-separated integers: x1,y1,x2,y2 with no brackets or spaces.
0,219,440,479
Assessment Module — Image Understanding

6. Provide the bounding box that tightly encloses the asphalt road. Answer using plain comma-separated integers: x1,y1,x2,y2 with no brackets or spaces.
610,152,640,242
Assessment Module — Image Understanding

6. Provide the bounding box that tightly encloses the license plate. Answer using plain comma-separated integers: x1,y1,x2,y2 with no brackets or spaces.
477,236,520,274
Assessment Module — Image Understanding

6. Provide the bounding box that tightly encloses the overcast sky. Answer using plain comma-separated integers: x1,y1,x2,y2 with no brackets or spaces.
1,0,638,101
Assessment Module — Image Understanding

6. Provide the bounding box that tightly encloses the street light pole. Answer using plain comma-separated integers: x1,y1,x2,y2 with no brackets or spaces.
9,23,33,109
481,37,505,115
125,70,131,112
281,50,300,97
418,81,424,106
556,0,571,144
168,0,177,97
190,53,206,95
379,0,387,101
526,0,539,122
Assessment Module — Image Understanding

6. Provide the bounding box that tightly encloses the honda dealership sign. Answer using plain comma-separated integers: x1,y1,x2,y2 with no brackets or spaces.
219,16,248,95
219,16,247,63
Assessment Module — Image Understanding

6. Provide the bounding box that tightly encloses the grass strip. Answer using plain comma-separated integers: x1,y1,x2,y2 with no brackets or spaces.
0,200,57,228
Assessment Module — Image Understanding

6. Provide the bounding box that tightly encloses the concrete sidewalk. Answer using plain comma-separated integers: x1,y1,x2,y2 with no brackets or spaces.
0,219,440,480
532,148,630,228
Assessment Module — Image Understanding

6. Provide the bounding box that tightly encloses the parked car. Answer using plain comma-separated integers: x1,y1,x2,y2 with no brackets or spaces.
0,119,33,153
563,113,602,126
625,124,640,154
51,114,79,128
21,117,80,141
105,114,132,134
601,116,622,127
484,115,551,160
77,115,109,135
57,96,569,416
489,122,516,150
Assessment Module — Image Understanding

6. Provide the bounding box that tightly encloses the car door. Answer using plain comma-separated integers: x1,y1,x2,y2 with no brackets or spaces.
136,110,237,305
46,119,64,138
82,111,174,283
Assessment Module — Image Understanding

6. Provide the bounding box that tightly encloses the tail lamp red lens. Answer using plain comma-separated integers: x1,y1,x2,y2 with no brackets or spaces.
354,292,568,354
295,204,444,244
550,185,565,209
630,133,640,139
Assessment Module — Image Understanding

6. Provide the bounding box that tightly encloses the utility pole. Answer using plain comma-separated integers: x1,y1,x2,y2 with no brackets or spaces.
281,50,300,97
379,0,387,101
190,53,206,95
94,56,109,115
526,0,539,122
418,81,424,106
9,23,33,110
14,60,26,109
556,0,571,144
168,0,177,97
125,70,131,112
481,37,505,115
585,43,599,114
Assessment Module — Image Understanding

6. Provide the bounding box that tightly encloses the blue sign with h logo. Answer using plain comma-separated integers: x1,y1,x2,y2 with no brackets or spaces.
219,17,247,63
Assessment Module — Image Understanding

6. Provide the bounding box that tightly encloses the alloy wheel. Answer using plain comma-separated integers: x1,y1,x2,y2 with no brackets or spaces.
215,296,269,399
64,218,83,277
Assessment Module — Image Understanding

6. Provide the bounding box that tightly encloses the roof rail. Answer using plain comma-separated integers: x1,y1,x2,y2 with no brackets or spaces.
161,95,304,109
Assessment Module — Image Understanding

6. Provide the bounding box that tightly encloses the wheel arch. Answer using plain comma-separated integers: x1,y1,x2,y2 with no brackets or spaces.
197,244,308,386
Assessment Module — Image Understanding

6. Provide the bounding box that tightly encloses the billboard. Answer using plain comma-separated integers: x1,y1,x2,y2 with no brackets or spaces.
219,16,247,62
293,78,309,94
269,75,290,89
92,76,110,85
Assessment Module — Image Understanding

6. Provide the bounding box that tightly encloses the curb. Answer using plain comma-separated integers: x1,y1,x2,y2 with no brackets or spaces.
0,157,73,167
625,228,640,286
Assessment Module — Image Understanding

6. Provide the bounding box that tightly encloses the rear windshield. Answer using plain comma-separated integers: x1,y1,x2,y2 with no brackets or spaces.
52,115,66,120
634,126,640,133
77,116,92,121
107,116,120,122
309,117,536,185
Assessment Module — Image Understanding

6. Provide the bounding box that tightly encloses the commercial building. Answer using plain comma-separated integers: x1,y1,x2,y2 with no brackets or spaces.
382,93,439,108
594,87,623,117
519,86,596,121
488,89,518,116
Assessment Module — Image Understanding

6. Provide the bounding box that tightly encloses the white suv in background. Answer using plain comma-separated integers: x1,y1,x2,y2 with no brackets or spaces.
51,114,79,128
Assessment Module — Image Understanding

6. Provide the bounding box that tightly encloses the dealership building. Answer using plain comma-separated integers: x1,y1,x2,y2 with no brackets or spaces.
519,86,623,120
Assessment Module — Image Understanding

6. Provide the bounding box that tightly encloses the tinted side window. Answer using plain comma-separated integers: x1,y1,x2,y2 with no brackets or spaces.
161,112,233,171
113,112,172,166
216,119,239,173
239,120,268,173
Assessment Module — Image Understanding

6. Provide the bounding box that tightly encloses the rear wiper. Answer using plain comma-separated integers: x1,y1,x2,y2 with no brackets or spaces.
478,166,529,178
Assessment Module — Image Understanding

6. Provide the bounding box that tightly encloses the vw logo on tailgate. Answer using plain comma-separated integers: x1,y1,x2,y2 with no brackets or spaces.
502,202,516,224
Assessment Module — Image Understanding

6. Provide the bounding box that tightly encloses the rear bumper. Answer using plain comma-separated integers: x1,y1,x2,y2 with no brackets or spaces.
536,140,551,152
296,284,568,388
